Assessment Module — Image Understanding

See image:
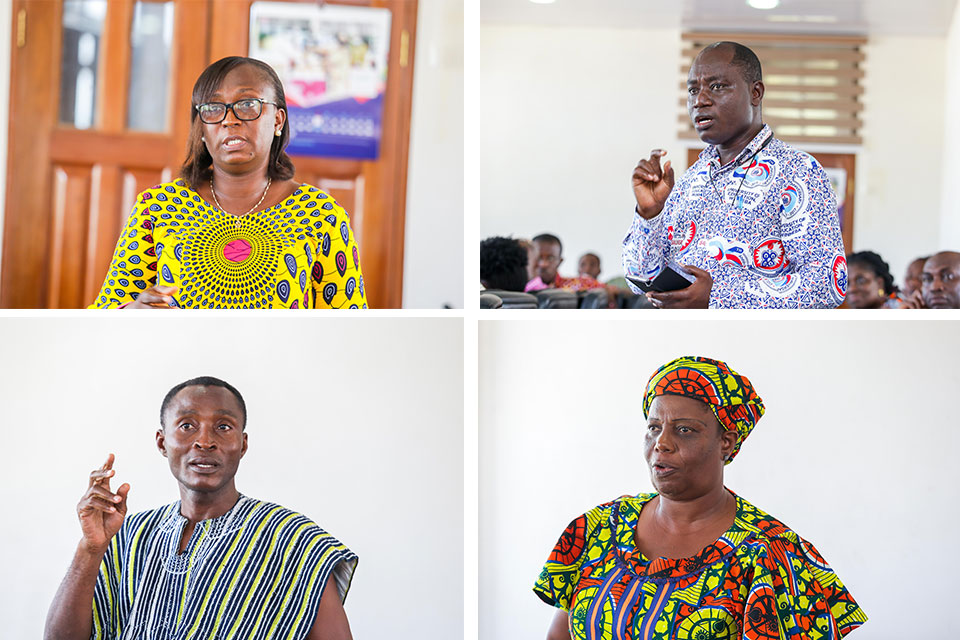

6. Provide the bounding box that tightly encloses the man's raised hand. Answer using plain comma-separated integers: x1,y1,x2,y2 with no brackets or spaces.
632,149,675,220
77,454,130,552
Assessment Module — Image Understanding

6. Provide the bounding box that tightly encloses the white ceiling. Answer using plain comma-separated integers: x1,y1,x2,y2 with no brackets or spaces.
480,0,959,37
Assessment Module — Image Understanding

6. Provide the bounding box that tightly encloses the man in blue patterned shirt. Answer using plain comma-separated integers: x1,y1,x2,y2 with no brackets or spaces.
622,42,847,309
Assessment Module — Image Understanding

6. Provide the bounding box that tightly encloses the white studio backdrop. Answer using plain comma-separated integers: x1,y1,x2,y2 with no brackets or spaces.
0,316,463,639
479,316,960,639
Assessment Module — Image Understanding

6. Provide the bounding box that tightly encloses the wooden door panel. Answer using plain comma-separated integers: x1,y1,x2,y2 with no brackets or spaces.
49,163,92,308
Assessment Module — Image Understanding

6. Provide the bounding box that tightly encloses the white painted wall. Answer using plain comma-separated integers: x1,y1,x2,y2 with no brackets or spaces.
480,317,960,639
403,0,464,308
859,35,946,278
0,316,464,639
478,25,684,284
478,23,951,290
940,3,960,248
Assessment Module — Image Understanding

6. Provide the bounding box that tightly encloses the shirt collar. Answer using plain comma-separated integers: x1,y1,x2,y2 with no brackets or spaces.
700,124,773,167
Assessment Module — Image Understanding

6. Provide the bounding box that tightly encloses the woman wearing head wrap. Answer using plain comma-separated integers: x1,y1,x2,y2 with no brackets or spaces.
534,356,866,640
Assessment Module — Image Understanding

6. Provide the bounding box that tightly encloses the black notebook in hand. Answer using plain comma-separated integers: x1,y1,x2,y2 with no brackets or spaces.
627,263,696,293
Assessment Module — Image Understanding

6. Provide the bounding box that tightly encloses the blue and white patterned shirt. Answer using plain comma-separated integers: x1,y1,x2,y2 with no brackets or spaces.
622,125,847,308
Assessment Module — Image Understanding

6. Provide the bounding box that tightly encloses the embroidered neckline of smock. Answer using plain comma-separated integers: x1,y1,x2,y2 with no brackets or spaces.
610,492,755,581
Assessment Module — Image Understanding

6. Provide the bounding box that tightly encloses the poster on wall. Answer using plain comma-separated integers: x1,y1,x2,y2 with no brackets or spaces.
824,167,847,228
249,1,392,160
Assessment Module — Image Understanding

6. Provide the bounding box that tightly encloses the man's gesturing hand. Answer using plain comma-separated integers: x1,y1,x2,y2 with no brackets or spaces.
632,149,675,220
77,454,130,552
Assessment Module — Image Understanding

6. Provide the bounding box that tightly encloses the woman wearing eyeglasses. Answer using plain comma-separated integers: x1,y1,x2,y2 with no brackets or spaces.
89,56,366,309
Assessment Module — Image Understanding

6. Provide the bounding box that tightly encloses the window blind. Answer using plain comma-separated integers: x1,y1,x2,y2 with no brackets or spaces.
679,32,866,145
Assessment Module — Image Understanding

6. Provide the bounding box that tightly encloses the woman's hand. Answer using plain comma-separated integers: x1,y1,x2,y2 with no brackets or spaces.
124,286,178,309
77,454,130,553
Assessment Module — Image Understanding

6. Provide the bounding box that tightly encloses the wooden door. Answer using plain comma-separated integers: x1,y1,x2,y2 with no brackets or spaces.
2,0,208,309
2,0,416,309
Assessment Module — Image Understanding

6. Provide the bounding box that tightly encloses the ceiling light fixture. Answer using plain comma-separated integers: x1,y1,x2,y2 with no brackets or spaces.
746,0,780,9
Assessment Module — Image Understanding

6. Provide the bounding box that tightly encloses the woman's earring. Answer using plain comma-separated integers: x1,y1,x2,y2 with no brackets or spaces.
275,129,282,136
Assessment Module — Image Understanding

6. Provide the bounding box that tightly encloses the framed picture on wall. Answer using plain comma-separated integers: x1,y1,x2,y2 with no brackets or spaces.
249,1,392,159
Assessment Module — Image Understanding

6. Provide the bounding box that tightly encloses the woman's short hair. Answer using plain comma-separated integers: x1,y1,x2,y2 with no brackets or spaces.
179,56,295,189
848,250,896,295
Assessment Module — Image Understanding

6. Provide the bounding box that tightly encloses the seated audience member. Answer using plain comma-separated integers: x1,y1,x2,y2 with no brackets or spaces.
525,234,604,293
901,256,928,300
519,238,537,282
919,251,960,309
480,236,529,292
846,251,899,309
578,253,602,280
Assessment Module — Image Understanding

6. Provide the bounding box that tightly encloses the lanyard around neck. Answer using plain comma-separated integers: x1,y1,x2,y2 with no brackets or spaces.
709,132,774,208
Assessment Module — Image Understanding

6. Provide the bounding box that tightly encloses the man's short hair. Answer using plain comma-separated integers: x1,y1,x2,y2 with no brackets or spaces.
532,233,563,256
581,252,601,268
703,41,762,85
480,236,529,291
160,376,247,429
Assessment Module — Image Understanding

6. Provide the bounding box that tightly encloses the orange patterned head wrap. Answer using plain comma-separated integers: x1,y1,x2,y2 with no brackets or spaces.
642,356,764,464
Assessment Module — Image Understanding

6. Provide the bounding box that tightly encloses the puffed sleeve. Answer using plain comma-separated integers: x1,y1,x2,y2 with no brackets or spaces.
743,535,867,639
88,189,160,309
308,190,367,309
533,513,594,611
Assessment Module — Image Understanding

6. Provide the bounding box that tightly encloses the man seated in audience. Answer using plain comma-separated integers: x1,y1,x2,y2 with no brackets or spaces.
578,253,602,280
525,234,604,293
480,236,530,292
901,256,928,300
920,251,960,309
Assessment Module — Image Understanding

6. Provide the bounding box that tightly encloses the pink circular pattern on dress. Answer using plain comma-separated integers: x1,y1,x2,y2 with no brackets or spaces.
223,238,252,263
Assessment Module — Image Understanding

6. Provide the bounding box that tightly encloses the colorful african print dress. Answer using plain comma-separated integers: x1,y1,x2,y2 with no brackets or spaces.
534,493,866,640
88,180,366,309
91,495,357,640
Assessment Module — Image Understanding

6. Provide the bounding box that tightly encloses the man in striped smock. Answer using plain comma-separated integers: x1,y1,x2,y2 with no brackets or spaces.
44,377,357,640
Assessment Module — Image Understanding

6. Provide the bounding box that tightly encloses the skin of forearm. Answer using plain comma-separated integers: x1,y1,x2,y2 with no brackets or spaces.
44,541,107,640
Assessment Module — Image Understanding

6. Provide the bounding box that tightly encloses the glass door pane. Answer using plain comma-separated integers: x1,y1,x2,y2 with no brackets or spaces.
127,1,174,132
59,0,107,129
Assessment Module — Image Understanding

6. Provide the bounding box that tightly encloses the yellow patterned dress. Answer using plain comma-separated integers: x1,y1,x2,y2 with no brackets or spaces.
534,492,866,640
89,180,366,309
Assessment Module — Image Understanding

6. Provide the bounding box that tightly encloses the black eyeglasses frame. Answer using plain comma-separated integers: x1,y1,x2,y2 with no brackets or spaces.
194,98,280,124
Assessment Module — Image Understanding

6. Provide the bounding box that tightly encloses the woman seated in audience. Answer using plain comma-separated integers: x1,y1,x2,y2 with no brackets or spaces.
534,356,867,640
845,251,899,309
